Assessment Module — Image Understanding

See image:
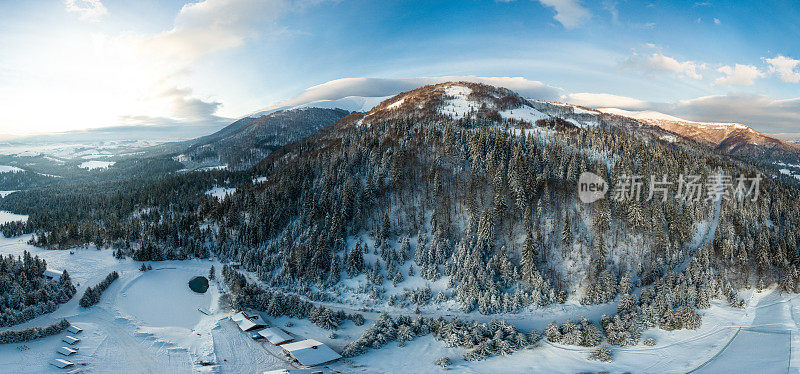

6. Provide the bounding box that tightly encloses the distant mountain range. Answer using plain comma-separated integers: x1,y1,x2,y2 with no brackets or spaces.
181,107,350,169
226,81,798,165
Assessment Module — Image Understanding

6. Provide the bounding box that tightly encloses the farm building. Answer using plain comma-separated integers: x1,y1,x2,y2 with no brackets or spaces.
231,311,253,323
62,336,80,345
255,327,294,345
50,359,74,369
67,325,82,334
57,346,78,356
233,311,267,332
44,269,63,280
281,339,341,367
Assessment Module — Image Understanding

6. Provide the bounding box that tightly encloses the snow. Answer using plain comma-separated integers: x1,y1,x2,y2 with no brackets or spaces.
56,346,77,356
779,168,800,181
198,165,228,171
599,108,689,122
386,98,405,110
0,191,18,198
346,335,466,373
119,268,215,329
206,187,237,199
661,134,679,143
0,211,27,225
78,160,115,170
439,85,474,119
81,153,113,159
0,230,796,373
499,106,549,124
599,108,747,128
0,165,23,173
549,102,599,115
256,327,294,345
281,339,341,366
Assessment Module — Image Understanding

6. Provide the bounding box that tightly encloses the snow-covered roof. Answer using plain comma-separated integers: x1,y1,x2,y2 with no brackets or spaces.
234,313,267,332
44,269,63,279
57,346,77,356
62,336,80,345
50,359,74,368
67,325,82,334
282,339,341,366
263,369,323,374
231,311,250,323
256,327,294,345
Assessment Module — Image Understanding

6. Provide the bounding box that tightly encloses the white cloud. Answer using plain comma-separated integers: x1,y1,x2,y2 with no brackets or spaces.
64,0,107,21
621,52,704,79
536,0,591,29
2,0,311,134
765,55,800,83
714,64,764,86
141,0,289,63
97,0,300,125
271,76,564,109
713,17,721,25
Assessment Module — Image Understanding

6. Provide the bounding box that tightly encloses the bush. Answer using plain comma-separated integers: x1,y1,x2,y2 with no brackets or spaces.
643,337,656,346
435,356,451,367
588,345,613,362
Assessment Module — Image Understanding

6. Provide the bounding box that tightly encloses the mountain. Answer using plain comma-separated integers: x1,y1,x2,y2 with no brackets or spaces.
182,107,350,170
597,108,800,163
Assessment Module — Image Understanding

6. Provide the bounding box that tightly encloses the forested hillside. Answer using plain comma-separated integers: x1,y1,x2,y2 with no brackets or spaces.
183,107,349,169
0,252,76,326
2,82,799,350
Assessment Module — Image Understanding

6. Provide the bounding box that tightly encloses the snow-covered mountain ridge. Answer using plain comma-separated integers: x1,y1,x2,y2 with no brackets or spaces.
285,82,799,163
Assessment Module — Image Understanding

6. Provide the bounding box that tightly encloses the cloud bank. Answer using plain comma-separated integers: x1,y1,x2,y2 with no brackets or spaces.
271,76,564,109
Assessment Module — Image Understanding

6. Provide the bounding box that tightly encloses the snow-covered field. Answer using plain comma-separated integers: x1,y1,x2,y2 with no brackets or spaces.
0,210,27,225
0,231,797,373
0,165,24,173
206,187,237,199
79,160,116,170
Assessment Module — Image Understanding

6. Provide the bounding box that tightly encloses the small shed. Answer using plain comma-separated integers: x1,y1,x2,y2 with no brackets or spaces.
281,339,341,367
44,269,63,280
256,327,294,345
62,336,80,345
67,325,82,334
50,359,74,369
58,346,78,356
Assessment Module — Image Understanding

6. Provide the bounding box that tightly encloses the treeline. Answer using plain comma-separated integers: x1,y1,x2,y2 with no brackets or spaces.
222,265,363,330
0,252,75,327
79,271,119,307
0,319,70,344
343,314,537,362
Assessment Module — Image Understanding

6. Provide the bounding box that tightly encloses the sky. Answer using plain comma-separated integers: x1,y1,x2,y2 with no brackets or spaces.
0,0,799,138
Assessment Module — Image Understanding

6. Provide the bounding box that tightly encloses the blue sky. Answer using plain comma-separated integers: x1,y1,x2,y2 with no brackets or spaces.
1,0,799,137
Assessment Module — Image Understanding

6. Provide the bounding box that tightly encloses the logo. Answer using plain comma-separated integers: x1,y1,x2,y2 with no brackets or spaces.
578,172,608,203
